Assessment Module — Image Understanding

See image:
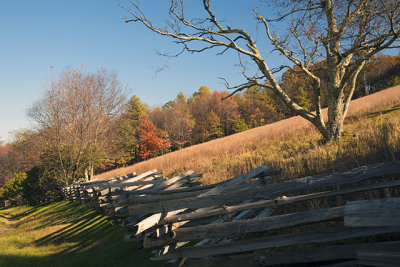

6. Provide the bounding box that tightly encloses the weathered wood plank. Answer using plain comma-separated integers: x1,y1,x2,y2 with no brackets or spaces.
199,165,270,197
157,199,256,265
154,170,195,188
127,176,268,216
190,200,254,249
112,179,167,187
130,184,253,215
135,161,400,216
144,206,345,247
122,169,282,198
116,170,195,190
134,186,257,241
135,169,271,252
162,178,400,224
126,172,204,236
121,166,278,197
114,171,197,206
94,169,159,190
345,197,400,227
152,226,400,260
184,241,400,267
252,160,400,199
323,260,361,267
119,180,225,195
357,250,400,266
133,209,186,235
80,173,136,189
116,188,209,207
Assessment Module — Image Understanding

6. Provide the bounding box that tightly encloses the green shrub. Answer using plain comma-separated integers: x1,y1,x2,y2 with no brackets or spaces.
388,76,400,87
23,165,63,205
1,173,27,203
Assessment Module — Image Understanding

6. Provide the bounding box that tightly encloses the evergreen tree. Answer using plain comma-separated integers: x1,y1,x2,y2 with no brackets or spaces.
115,95,147,165
294,87,312,111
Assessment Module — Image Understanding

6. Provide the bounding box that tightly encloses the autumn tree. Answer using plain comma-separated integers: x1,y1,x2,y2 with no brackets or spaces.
115,95,148,165
160,93,195,149
0,130,45,188
210,91,243,135
279,54,400,105
362,54,400,93
202,111,224,141
279,61,327,116
0,143,22,187
188,86,213,143
235,87,282,127
190,85,211,103
138,116,171,160
28,68,126,185
120,0,400,141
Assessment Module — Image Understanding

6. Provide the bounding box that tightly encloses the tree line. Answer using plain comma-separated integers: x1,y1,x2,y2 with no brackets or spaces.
0,54,399,205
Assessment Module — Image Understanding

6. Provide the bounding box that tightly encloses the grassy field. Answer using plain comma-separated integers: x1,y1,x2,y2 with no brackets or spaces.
0,202,160,267
95,85,400,184
1,87,399,266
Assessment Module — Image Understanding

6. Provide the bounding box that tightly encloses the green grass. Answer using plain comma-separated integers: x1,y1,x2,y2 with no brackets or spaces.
0,201,161,267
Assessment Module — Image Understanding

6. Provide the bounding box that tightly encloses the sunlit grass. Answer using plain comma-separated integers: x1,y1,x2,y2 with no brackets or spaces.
94,85,400,184
204,105,400,184
0,202,160,267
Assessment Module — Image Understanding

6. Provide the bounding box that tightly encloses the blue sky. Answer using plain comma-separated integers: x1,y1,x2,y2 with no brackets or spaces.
0,0,278,142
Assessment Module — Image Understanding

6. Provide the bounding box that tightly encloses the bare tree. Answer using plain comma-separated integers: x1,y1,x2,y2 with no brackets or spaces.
29,68,126,185
119,0,400,141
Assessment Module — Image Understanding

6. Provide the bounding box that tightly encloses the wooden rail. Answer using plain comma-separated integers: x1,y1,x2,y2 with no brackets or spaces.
62,160,400,266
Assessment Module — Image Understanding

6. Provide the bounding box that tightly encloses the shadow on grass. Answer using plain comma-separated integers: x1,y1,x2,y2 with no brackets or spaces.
10,207,41,220
0,205,40,219
367,104,400,118
0,249,161,267
1,201,162,267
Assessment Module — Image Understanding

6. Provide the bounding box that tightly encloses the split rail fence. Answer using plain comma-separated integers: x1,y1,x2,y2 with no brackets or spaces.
63,160,400,266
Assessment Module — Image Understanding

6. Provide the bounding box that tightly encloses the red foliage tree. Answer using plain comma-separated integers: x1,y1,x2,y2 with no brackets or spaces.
138,116,170,160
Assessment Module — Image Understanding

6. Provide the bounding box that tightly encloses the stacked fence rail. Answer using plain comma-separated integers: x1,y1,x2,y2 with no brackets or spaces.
63,160,400,266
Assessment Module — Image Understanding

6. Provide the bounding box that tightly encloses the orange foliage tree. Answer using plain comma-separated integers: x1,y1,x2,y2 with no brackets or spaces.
138,116,171,160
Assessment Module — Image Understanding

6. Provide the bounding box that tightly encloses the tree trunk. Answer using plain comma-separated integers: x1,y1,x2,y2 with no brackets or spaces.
320,42,345,142
325,108,345,142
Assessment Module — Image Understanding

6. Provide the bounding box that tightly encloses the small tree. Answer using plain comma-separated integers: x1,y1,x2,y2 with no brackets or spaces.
388,76,400,87
236,87,281,127
1,173,27,203
231,118,249,134
294,87,312,111
29,68,126,184
138,116,171,160
162,100,195,149
203,111,224,141
120,0,400,141
115,95,148,164
22,165,63,205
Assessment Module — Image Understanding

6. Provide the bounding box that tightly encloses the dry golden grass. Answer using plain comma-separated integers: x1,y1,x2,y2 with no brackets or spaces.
94,85,400,183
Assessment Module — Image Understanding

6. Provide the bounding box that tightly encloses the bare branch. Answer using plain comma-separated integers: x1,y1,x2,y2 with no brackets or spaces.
119,0,400,141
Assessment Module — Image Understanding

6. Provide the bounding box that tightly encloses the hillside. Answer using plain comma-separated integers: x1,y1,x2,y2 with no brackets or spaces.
94,85,400,184
0,202,159,267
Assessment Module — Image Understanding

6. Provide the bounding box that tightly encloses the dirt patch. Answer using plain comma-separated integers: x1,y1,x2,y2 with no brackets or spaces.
0,215,18,234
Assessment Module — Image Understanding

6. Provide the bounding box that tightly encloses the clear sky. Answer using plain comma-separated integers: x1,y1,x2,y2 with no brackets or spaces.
0,0,279,142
